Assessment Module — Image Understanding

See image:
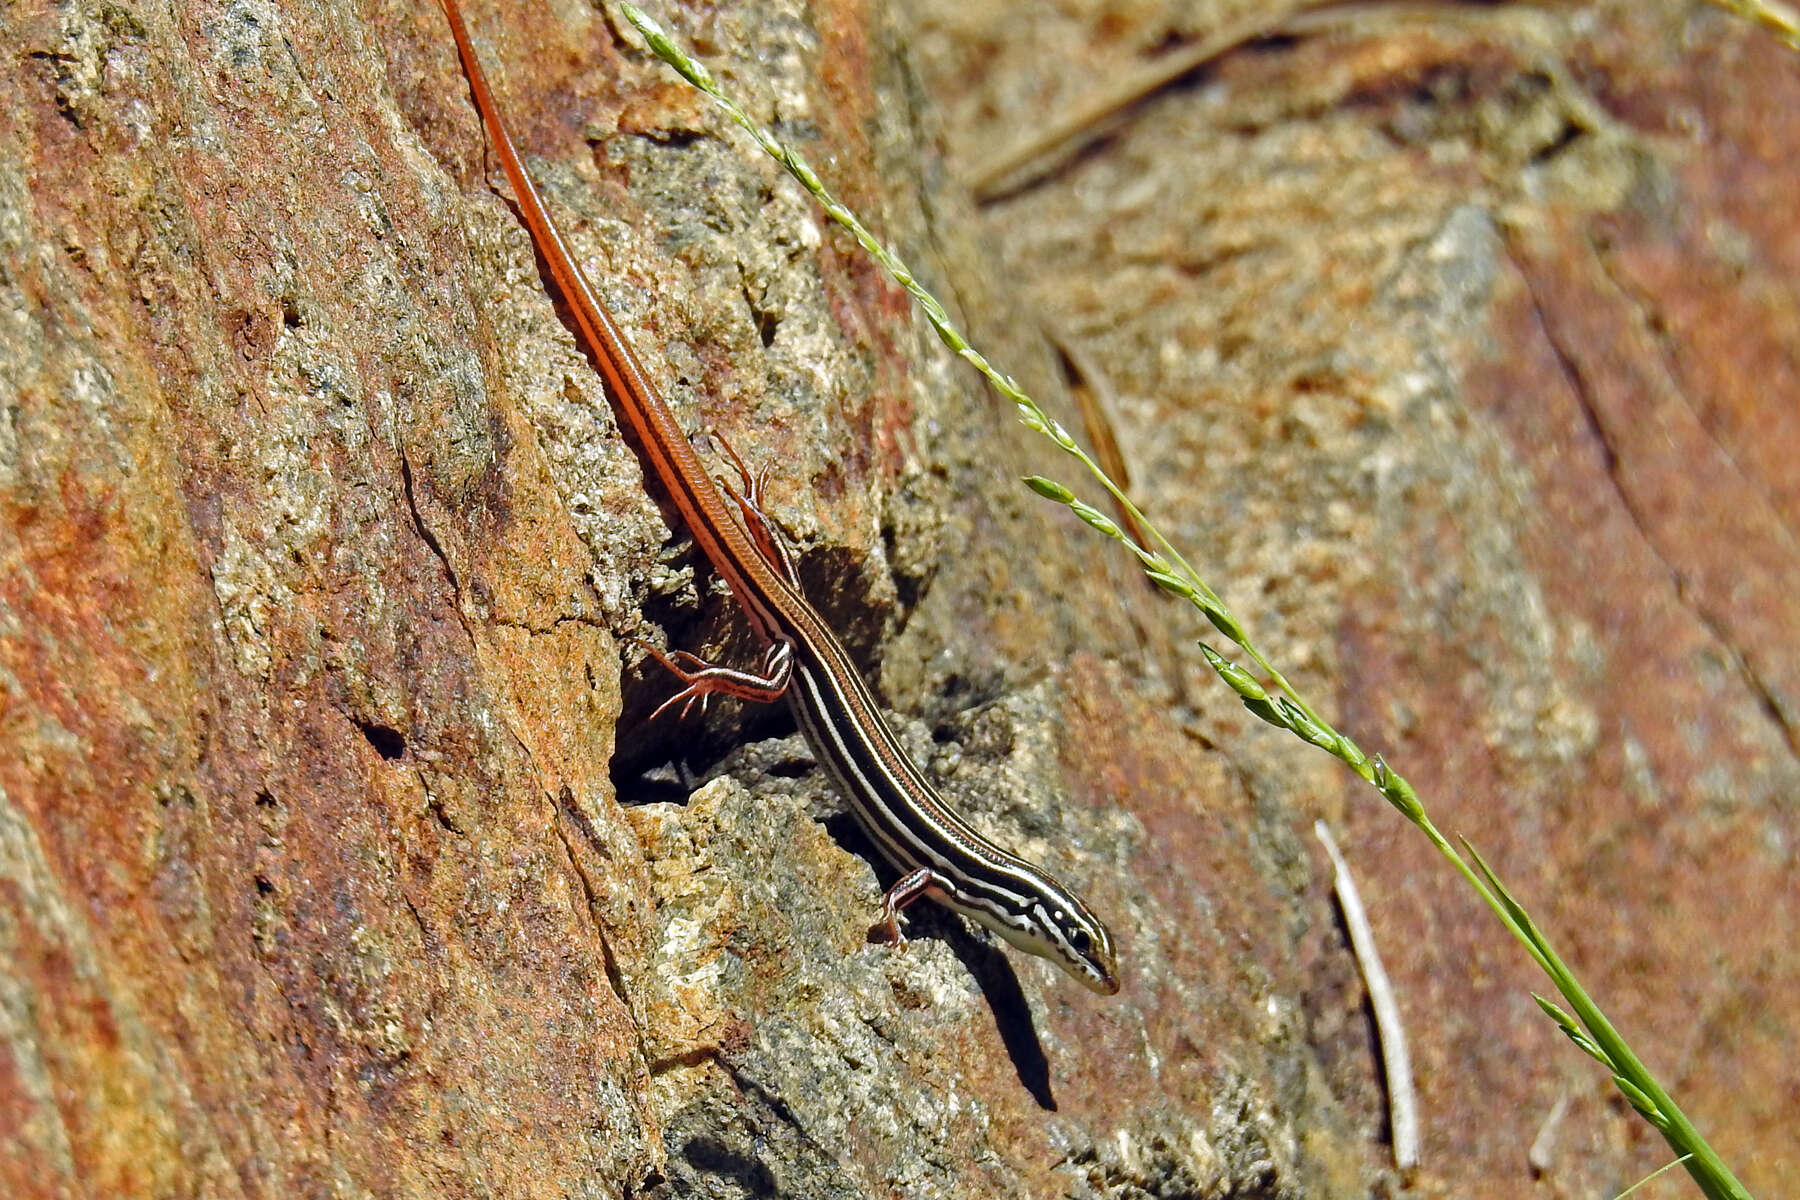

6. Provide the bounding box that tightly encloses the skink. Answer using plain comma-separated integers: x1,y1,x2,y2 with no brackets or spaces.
442,0,1119,994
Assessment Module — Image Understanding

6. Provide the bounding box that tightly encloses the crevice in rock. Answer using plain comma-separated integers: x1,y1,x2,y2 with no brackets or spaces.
415,770,466,837
549,789,641,1039
354,719,407,761
1517,256,1800,760
396,426,480,650
489,611,613,638
1587,228,1800,552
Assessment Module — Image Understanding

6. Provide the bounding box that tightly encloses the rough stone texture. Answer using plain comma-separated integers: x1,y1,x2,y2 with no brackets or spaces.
0,0,1371,1196
4,2,1791,1200
906,0,1799,1196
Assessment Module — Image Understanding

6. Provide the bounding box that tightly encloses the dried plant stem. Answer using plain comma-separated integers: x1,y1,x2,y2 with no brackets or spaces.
1316,821,1418,1172
1709,0,1800,49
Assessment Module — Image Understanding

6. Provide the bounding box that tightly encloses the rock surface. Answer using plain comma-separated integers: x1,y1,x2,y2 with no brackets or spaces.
909,0,1798,1195
0,0,1791,1198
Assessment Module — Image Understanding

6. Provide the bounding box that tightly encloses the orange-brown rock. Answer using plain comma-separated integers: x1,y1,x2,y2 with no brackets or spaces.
3,2,1792,1198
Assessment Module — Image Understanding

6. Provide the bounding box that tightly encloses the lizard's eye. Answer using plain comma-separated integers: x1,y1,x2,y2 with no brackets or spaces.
1067,926,1091,955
